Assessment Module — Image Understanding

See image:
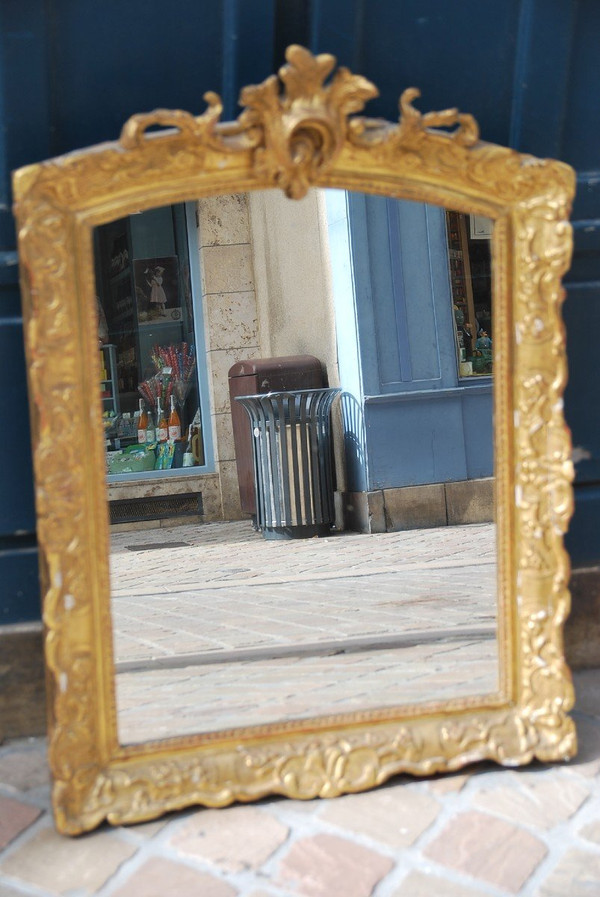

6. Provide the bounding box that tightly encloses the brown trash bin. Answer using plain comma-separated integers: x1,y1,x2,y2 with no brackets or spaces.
228,356,325,516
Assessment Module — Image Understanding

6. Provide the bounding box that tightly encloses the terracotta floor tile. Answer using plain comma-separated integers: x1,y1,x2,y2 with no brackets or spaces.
423,810,547,893
578,818,600,845
426,773,470,795
320,786,440,847
169,806,288,872
0,826,137,894
110,856,237,897
392,869,490,896
276,832,394,897
473,775,589,829
0,796,41,850
536,848,600,897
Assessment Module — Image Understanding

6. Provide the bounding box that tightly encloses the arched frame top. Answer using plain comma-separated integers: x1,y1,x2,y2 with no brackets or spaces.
13,45,576,835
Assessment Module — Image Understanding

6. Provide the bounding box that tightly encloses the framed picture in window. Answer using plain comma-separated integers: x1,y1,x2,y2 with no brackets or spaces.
470,215,494,240
133,256,182,325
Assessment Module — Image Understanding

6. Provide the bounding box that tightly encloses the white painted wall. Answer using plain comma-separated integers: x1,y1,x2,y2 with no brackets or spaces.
248,189,340,388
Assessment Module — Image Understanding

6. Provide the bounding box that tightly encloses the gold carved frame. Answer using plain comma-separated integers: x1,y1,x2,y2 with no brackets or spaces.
13,47,576,835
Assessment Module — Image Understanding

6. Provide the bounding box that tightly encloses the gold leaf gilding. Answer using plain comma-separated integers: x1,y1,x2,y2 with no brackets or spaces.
12,46,576,835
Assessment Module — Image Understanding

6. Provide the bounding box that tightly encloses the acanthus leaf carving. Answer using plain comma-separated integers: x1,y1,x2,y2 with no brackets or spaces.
238,44,378,197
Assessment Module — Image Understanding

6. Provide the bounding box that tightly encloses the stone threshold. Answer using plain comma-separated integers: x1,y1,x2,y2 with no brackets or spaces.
107,472,224,531
344,478,494,534
107,471,219,502
0,623,45,741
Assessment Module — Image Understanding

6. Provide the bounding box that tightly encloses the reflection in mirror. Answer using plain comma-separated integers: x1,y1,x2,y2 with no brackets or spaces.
94,190,496,745
95,205,205,475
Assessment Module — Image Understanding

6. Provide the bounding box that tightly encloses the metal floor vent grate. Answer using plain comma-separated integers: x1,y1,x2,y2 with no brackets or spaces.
109,492,203,525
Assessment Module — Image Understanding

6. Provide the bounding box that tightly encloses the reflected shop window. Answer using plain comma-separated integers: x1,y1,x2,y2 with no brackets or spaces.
446,211,493,378
94,205,205,478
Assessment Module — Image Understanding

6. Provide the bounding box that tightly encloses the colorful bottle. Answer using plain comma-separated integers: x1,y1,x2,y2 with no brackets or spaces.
137,399,148,444
145,409,156,445
168,395,181,442
156,399,168,443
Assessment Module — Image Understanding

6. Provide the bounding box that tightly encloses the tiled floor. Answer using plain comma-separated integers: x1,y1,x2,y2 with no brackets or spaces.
0,668,599,896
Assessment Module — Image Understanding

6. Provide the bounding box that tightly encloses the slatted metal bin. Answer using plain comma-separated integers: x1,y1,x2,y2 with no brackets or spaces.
235,388,340,539
228,356,324,516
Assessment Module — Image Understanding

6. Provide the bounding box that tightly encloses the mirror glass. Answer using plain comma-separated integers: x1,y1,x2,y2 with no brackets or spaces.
94,190,496,745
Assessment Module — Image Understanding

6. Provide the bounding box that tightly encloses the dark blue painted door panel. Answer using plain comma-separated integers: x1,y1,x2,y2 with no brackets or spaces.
314,0,522,147
0,544,40,623
0,0,276,621
2,0,599,624
0,318,35,533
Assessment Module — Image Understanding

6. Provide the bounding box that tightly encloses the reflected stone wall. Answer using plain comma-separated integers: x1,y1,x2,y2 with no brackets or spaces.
196,191,341,520
196,193,260,519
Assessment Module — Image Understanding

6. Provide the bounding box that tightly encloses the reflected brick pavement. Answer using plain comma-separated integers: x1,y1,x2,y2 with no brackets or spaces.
109,521,498,741
0,669,599,896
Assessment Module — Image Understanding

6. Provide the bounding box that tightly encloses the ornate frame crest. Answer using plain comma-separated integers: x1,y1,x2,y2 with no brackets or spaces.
13,46,576,835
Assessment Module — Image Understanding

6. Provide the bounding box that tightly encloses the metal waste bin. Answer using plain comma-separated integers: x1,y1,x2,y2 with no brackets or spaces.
235,388,340,539
228,356,324,516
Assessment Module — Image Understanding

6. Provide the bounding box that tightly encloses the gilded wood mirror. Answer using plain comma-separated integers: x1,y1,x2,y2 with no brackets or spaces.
13,46,576,835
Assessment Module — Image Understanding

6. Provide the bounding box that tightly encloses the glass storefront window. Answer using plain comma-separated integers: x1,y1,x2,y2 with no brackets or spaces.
95,204,205,478
446,211,493,378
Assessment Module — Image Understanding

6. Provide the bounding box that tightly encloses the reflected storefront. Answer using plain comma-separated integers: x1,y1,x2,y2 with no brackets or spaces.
95,204,206,482
95,192,493,530
446,210,493,378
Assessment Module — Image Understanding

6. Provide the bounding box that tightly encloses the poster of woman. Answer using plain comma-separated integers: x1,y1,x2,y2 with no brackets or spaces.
133,256,182,325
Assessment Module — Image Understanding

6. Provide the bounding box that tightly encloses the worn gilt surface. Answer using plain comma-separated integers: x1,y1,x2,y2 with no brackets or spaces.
13,46,576,835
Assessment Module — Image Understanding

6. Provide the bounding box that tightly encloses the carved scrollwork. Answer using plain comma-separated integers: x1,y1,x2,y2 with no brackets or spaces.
119,94,224,149
235,45,378,197
348,86,479,151
12,45,576,835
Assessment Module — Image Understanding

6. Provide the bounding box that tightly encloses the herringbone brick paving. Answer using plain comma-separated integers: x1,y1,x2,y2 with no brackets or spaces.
109,521,498,741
